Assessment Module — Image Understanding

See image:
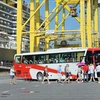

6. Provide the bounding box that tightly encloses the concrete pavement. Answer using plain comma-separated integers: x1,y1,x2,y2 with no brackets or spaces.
0,73,100,100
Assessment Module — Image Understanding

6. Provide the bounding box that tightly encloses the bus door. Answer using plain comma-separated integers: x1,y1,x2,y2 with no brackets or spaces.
80,55,93,65
94,51,100,66
21,55,31,79
85,51,93,64
14,55,22,77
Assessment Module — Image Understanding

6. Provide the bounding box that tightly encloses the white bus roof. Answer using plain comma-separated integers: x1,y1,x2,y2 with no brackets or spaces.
15,48,88,56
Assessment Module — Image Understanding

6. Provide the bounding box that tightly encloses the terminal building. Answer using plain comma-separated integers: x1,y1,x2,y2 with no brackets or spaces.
0,0,30,34
0,0,43,67
0,0,30,67
0,0,100,68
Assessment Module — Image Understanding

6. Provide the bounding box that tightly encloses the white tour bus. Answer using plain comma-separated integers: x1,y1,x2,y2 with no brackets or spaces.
14,48,100,81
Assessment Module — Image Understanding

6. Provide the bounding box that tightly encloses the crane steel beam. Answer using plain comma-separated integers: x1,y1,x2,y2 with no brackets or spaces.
17,0,22,54
43,1,68,30
94,0,99,47
80,0,86,48
37,0,64,31
57,13,69,29
55,0,80,4
22,0,46,29
87,0,92,47
30,0,35,52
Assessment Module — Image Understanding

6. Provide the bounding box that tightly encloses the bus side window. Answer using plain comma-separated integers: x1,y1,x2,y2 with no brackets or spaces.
22,56,28,64
49,54,59,63
29,60,33,64
24,59,28,64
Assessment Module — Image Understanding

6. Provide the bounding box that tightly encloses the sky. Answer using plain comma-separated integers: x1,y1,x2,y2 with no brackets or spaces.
25,0,80,30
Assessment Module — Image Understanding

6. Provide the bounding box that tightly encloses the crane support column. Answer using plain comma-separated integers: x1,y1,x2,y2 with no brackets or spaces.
35,37,40,51
45,0,49,50
87,0,92,47
3,0,7,3
36,0,40,51
45,38,50,50
57,13,69,29
37,2,60,30
45,0,49,30
30,0,35,52
94,0,99,47
80,0,86,48
44,2,68,29
17,0,22,54
62,8,65,34
55,1,59,30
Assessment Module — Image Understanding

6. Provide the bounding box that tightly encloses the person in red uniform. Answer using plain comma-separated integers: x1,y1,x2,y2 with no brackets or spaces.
82,63,89,82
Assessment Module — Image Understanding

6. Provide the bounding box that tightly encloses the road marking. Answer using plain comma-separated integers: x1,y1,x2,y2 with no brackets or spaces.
30,91,34,93
0,80,9,84
35,85,39,87
2,91,9,93
21,88,26,90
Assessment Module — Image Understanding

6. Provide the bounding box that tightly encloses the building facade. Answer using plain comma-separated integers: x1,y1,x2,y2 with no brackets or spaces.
0,0,30,35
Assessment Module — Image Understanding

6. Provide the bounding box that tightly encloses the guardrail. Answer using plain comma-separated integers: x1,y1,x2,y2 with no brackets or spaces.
0,66,10,70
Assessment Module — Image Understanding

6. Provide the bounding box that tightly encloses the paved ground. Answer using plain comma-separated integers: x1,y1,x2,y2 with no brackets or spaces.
0,73,100,100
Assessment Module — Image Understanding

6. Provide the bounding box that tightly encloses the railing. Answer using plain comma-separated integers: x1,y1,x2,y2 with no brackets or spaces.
0,37,29,51
0,60,13,67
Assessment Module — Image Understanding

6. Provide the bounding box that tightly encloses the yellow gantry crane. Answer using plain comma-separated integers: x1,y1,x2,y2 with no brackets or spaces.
17,0,99,54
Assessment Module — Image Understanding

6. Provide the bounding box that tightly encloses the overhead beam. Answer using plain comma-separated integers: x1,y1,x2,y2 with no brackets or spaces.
43,2,68,30
37,0,62,30
57,13,69,29
22,0,46,29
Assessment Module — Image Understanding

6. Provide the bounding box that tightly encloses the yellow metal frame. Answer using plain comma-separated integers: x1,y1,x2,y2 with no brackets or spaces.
17,0,22,54
87,0,92,47
30,0,35,52
16,0,99,54
80,0,86,48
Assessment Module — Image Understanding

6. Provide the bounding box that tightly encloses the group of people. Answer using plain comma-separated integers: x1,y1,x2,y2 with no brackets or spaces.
9,63,100,85
76,63,100,83
42,63,100,84
42,64,71,84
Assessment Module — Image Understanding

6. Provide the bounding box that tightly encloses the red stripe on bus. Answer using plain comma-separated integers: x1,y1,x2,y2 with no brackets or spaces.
31,64,77,79
14,64,77,79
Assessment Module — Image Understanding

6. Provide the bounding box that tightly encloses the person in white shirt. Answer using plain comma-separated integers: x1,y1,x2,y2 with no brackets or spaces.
9,66,17,85
89,63,95,82
96,63,100,83
57,65,62,83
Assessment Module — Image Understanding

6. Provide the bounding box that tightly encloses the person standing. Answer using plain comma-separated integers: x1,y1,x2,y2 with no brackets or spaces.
96,63,100,83
9,66,17,85
42,66,50,84
57,65,62,83
89,63,95,82
1,61,3,66
82,63,89,82
76,66,83,83
64,64,71,83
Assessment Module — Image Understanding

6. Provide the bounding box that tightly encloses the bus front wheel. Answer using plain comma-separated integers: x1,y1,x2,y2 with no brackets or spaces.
37,72,43,81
